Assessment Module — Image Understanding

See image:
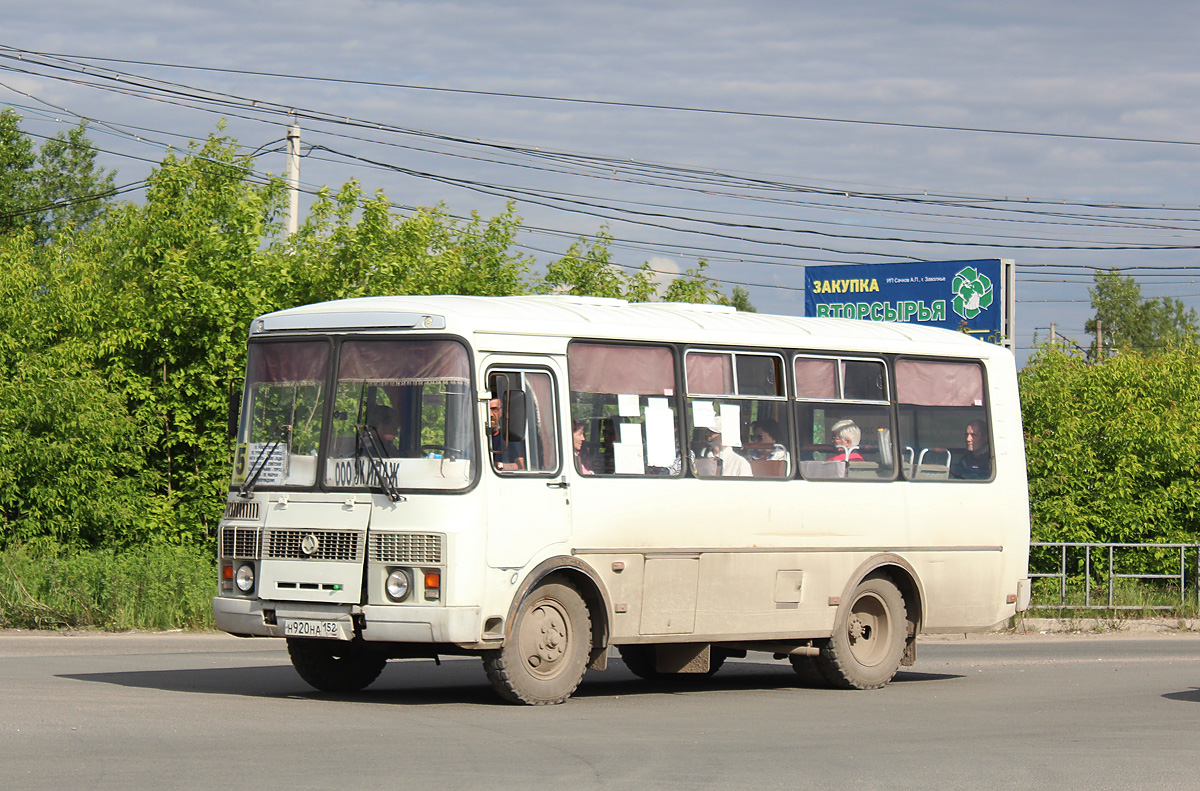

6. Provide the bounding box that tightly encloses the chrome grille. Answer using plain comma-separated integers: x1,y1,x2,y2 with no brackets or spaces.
221,525,261,558
224,501,261,521
264,529,363,561
370,533,444,564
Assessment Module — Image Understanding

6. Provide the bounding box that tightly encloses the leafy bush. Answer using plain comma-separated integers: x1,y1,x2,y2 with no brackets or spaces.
1021,345,1200,576
0,543,215,630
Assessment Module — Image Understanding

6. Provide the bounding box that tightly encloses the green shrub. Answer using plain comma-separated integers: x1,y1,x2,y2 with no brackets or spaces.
0,542,215,630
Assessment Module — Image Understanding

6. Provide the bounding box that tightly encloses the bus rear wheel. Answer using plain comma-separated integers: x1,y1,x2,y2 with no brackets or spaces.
286,638,387,693
815,575,907,690
483,578,591,705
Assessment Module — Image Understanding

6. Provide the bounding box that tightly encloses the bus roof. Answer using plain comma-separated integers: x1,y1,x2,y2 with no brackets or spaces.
254,294,1009,361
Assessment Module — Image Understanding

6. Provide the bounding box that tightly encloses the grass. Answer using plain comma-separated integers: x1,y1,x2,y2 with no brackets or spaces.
1026,576,1200,620
0,543,216,631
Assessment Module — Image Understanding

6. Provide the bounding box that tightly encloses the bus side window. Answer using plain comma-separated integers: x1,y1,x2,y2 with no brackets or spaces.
793,355,894,481
487,370,560,474
685,351,789,479
567,343,681,477
895,359,992,482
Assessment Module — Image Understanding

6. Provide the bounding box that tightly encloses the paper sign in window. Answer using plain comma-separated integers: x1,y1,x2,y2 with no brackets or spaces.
719,403,743,447
692,400,717,430
614,442,646,474
618,393,640,417
643,406,676,468
619,422,643,446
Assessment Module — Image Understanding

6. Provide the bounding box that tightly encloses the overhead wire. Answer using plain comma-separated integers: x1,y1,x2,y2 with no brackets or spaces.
3,44,1200,309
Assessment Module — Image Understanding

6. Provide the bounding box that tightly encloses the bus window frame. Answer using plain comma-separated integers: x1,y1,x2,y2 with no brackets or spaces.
485,366,564,478
791,352,896,482
321,333,481,496
894,354,994,484
566,339,683,479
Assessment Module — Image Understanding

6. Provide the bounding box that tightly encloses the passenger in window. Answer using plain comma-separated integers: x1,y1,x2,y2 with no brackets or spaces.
693,420,752,477
749,419,789,462
489,398,526,471
572,420,593,475
829,419,865,462
951,420,991,479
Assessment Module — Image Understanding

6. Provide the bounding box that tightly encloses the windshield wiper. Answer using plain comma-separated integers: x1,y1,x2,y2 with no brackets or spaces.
237,427,290,499
355,424,403,502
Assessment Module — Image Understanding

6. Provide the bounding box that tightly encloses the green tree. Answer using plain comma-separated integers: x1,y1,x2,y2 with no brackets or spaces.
273,185,532,306
1086,268,1198,356
1020,344,1200,549
729,285,757,313
0,230,165,549
34,122,117,239
0,108,37,235
0,109,116,241
536,231,740,308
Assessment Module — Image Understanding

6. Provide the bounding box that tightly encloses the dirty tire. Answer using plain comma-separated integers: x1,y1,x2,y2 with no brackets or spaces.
788,654,830,687
618,644,727,680
815,575,907,690
287,638,387,693
617,644,660,680
483,579,591,705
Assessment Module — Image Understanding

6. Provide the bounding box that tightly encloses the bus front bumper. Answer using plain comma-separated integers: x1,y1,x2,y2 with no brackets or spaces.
212,597,484,644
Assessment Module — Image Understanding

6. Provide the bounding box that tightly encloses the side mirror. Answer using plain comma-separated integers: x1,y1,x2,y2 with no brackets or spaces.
227,382,243,440
503,389,527,442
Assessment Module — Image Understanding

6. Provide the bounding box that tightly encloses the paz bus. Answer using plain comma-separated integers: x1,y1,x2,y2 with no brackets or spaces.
212,295,1031,704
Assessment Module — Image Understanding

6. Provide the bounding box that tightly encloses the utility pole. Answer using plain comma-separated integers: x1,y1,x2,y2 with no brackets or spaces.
1050,322,1056,348
1096,320,1103,362
285,118,301,237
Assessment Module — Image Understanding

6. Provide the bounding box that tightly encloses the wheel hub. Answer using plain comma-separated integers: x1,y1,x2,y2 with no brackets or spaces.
524,602,567,673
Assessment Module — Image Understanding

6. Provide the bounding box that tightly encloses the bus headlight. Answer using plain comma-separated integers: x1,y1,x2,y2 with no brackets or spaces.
386,569,411,602
235,563,256,593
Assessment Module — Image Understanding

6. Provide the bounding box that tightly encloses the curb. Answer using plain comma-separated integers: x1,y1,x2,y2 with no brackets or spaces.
1001,617,1200,635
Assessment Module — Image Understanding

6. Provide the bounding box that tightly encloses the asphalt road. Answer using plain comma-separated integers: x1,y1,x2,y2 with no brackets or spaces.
2,630,1198,791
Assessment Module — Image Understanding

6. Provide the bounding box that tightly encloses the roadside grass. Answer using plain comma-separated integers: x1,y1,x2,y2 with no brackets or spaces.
0,543,215,631
1026,577,1200,620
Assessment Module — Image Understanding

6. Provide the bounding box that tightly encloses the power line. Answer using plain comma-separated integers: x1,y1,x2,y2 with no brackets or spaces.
8,45,1200,149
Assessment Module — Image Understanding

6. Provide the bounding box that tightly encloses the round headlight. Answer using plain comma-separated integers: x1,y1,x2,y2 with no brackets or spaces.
386,569,411,601
235,563,255,593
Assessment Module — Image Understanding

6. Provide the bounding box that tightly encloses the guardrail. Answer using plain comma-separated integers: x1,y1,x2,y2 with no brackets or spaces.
1029,542,1200,612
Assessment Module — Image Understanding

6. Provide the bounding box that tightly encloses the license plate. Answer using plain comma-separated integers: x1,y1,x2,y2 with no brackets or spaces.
283,619,346,639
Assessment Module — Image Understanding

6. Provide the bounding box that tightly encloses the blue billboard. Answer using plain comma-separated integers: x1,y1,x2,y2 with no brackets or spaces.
804,259,1008,345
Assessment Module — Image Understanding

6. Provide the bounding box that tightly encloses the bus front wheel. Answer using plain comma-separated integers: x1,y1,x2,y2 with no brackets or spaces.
815,575,907,690
483,578,591,705
286,638,387,693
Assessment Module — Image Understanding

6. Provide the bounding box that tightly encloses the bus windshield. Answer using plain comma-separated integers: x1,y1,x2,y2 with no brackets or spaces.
234,340,331,489
325,338,474,491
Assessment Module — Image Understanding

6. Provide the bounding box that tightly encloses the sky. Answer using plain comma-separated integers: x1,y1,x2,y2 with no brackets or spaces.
4,1,1200,365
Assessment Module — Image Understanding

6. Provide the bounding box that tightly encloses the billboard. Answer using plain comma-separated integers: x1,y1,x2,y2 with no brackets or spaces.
804,259,1014,347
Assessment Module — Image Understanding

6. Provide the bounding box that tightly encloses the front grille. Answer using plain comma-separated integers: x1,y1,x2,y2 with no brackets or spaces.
221,525,261,558
264,528,363,561
370,532,444,564
224,501,261,521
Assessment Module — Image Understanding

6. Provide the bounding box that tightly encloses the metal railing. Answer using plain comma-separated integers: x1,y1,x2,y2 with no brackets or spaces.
1029,542,1200,612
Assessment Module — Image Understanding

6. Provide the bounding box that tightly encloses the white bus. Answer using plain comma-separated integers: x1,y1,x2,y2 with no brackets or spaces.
213,295,1031,704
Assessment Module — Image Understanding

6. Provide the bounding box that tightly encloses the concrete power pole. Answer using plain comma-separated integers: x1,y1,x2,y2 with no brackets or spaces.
285,119,301,237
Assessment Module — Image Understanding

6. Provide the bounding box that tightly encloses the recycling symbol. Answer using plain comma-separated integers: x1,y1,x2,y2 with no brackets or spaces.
951,266,993,320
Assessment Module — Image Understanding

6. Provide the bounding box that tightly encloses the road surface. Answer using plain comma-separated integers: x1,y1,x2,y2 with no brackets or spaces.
2,630,1198,790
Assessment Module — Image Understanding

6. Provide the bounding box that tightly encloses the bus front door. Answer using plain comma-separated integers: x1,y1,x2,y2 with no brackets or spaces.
484,362,572,570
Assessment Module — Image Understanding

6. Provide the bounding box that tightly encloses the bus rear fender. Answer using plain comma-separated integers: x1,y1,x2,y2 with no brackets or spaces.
839,553,925,665
504,556,612,671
